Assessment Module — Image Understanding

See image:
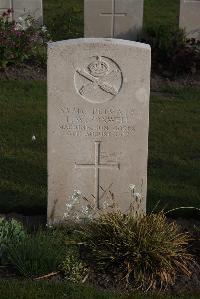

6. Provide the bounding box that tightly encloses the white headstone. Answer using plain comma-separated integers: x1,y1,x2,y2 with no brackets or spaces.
48,38,151,224
179,0,200,39
84,0,144,40
0,0,43,25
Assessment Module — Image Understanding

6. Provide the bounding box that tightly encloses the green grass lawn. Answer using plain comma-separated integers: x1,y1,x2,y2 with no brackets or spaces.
0,81,47,214
0,81,199,215
0,280,199,299
43,0,84,41
148,86,200,213
144,0,180,28
43,0,180,41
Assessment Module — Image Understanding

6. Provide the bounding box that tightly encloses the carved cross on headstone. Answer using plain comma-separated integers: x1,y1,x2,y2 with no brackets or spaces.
100,0,127,37
75,141,120,209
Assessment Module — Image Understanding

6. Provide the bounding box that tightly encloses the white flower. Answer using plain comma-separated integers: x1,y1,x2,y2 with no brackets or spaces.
103,201,109,209
32,135,36,141
18,17,23,22
75,190,82,196
71,190,82,203
63,212,69,218
15,17,32,31
135,193,142,200
65,203,72,209
15,23,23,31
41,25,47,33
129,184,136,191
46,223,53,228
81,206,89,215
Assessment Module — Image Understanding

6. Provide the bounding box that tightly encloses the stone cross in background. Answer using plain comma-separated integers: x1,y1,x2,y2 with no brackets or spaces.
84,0,144,40
48,38,151,224
0,0,13,19
99,0,127,38
179,0,200,40
0,0,43,25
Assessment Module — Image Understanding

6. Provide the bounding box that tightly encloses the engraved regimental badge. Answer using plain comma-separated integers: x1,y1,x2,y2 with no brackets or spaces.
75,56,123,104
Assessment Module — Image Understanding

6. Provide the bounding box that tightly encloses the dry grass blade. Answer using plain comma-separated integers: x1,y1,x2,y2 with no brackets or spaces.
80,211,196,291
34,271,60,280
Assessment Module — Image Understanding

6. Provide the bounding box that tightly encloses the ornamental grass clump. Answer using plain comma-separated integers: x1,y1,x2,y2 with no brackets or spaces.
0,218,25,264
7,229,66,278
81,211,195,291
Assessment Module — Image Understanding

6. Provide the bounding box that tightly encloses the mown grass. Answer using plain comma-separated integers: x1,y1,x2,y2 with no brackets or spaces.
43,0,83,41
0,81,199,214
144,0,180,28
148,86,200,212
43,0,180,41
0,81,47,214
0,280,199,299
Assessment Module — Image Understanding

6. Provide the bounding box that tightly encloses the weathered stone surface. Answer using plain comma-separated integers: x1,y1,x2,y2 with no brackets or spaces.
84,0,144,40
179,0,200,39
0,0,43,25
0,0,11,9
48,38,151,224
0,0,12,17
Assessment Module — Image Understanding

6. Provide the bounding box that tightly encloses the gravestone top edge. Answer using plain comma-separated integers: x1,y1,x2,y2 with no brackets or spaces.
48,38,151,51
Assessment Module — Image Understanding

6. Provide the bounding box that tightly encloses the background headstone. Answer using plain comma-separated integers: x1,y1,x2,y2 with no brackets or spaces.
0,0,12,17
84,0,144,40
0,0,43,25
48,38,151,224
179,0,200,39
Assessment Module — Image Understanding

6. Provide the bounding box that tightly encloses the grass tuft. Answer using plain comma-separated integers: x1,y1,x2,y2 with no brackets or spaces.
7,229,65,278
80,211,195,291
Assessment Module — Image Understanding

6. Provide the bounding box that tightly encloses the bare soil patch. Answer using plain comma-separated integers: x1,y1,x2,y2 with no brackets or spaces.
0,65,46,81
0,213,199,295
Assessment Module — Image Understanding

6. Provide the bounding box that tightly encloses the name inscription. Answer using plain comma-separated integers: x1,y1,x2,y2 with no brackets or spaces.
59,106,138,138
